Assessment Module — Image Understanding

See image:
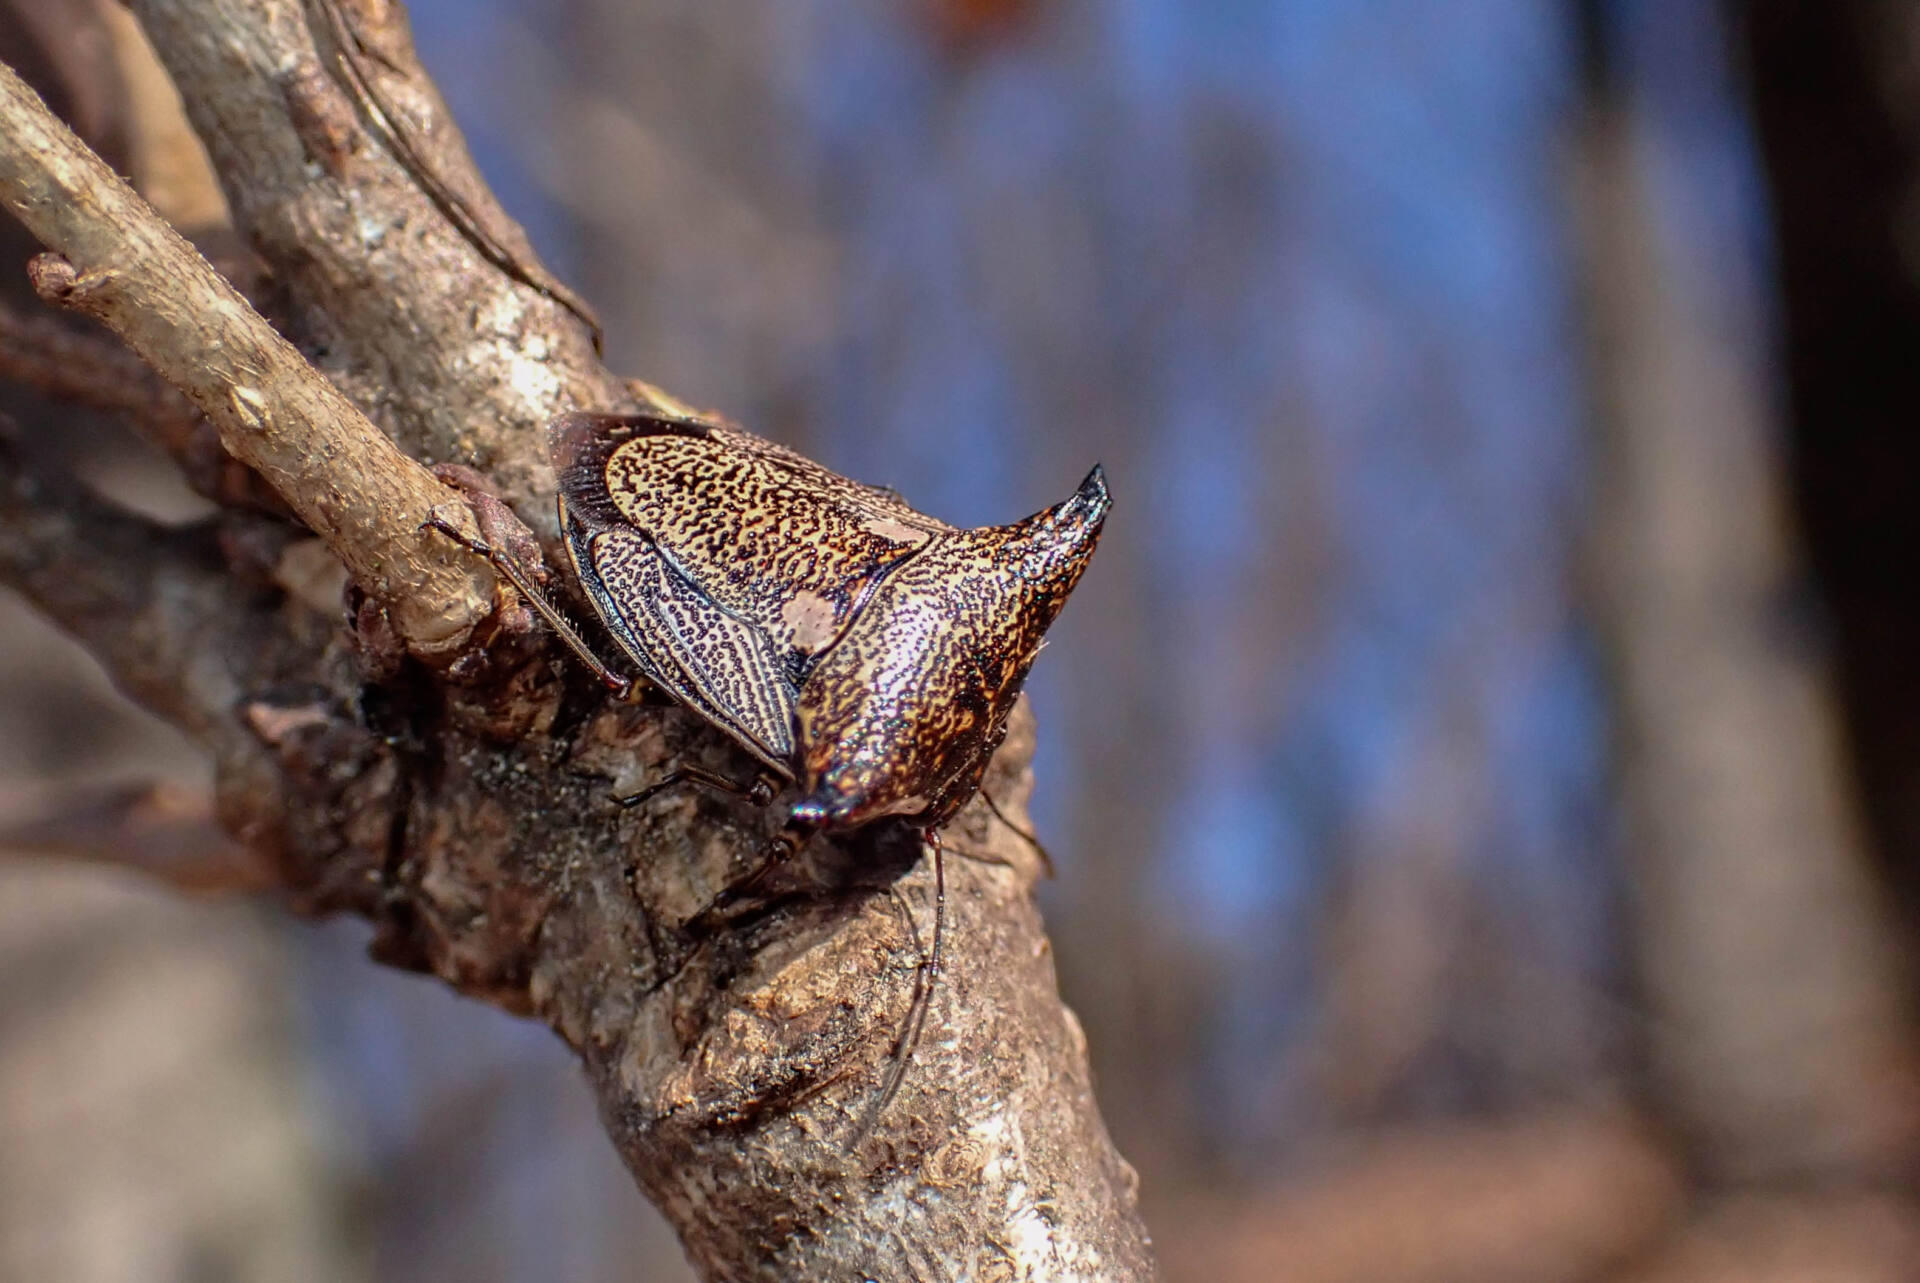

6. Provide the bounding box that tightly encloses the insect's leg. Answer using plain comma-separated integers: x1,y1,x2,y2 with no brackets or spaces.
420,513,635,697
980,789,1054,878
676,816,819,945
731,820,811,903
640,818,812,995
852,828,945,1143
616,767,780,810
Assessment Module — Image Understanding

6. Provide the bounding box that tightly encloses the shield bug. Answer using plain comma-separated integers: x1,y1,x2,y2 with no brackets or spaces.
432,410,1108,1111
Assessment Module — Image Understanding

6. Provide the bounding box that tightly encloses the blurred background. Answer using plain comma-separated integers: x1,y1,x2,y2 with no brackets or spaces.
4,0,1920,1279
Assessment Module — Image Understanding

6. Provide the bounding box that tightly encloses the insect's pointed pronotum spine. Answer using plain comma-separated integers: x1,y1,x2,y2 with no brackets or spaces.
788,464,1110,832
977,463,1111,645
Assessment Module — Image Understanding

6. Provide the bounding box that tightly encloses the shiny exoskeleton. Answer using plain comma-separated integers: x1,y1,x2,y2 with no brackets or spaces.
434,410,1107,1118
544,412,1109,850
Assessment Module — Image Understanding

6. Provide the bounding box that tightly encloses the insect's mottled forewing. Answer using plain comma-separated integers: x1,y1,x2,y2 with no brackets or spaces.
551,414,797,773
587,525,798,771
551,412,958,774
557,413,946,686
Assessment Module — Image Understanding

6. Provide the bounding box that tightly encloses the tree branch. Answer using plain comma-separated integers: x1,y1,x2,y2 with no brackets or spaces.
0,3,1158,1277
129,0,632,525
0,59,492,655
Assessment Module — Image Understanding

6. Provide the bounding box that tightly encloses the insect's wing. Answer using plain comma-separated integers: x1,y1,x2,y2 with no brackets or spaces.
552,411,946,534
568,513,799,775
700,424,950,534
552,412,697,532
552,412,945,679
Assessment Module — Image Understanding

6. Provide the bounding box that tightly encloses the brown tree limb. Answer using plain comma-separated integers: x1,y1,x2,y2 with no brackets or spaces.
0,779,273,894
0,59,492,655
302,0,602,352
129,0,632,524
0,2,1158,1277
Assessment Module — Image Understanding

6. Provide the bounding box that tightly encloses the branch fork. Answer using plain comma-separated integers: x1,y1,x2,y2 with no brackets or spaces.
0,3,1156,1276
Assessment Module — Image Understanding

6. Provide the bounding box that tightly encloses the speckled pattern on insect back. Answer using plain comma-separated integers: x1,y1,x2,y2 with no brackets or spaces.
549,411,1110,832
792,480,1108,828
607,427,945,669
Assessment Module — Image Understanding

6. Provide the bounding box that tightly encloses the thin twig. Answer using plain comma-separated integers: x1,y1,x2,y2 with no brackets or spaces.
0,298,283,511
0,59,493,655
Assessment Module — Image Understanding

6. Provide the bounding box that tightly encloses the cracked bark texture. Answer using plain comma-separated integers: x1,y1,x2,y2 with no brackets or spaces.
0,1,1155,1278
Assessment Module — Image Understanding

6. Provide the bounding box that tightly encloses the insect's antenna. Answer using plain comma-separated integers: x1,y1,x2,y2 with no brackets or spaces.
420,514,633,696
616,766,779,810
853,828,946,1145
981,789,1054,878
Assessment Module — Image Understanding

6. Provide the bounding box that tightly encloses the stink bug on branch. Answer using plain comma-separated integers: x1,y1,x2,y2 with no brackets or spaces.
430,410,1109,1115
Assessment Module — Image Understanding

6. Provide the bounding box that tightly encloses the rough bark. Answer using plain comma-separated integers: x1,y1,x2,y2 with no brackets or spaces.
0,1,1155,1278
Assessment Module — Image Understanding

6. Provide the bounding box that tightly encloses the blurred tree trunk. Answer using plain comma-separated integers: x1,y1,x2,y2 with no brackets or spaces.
1578,4,1920,1191
1736,1,1920,920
